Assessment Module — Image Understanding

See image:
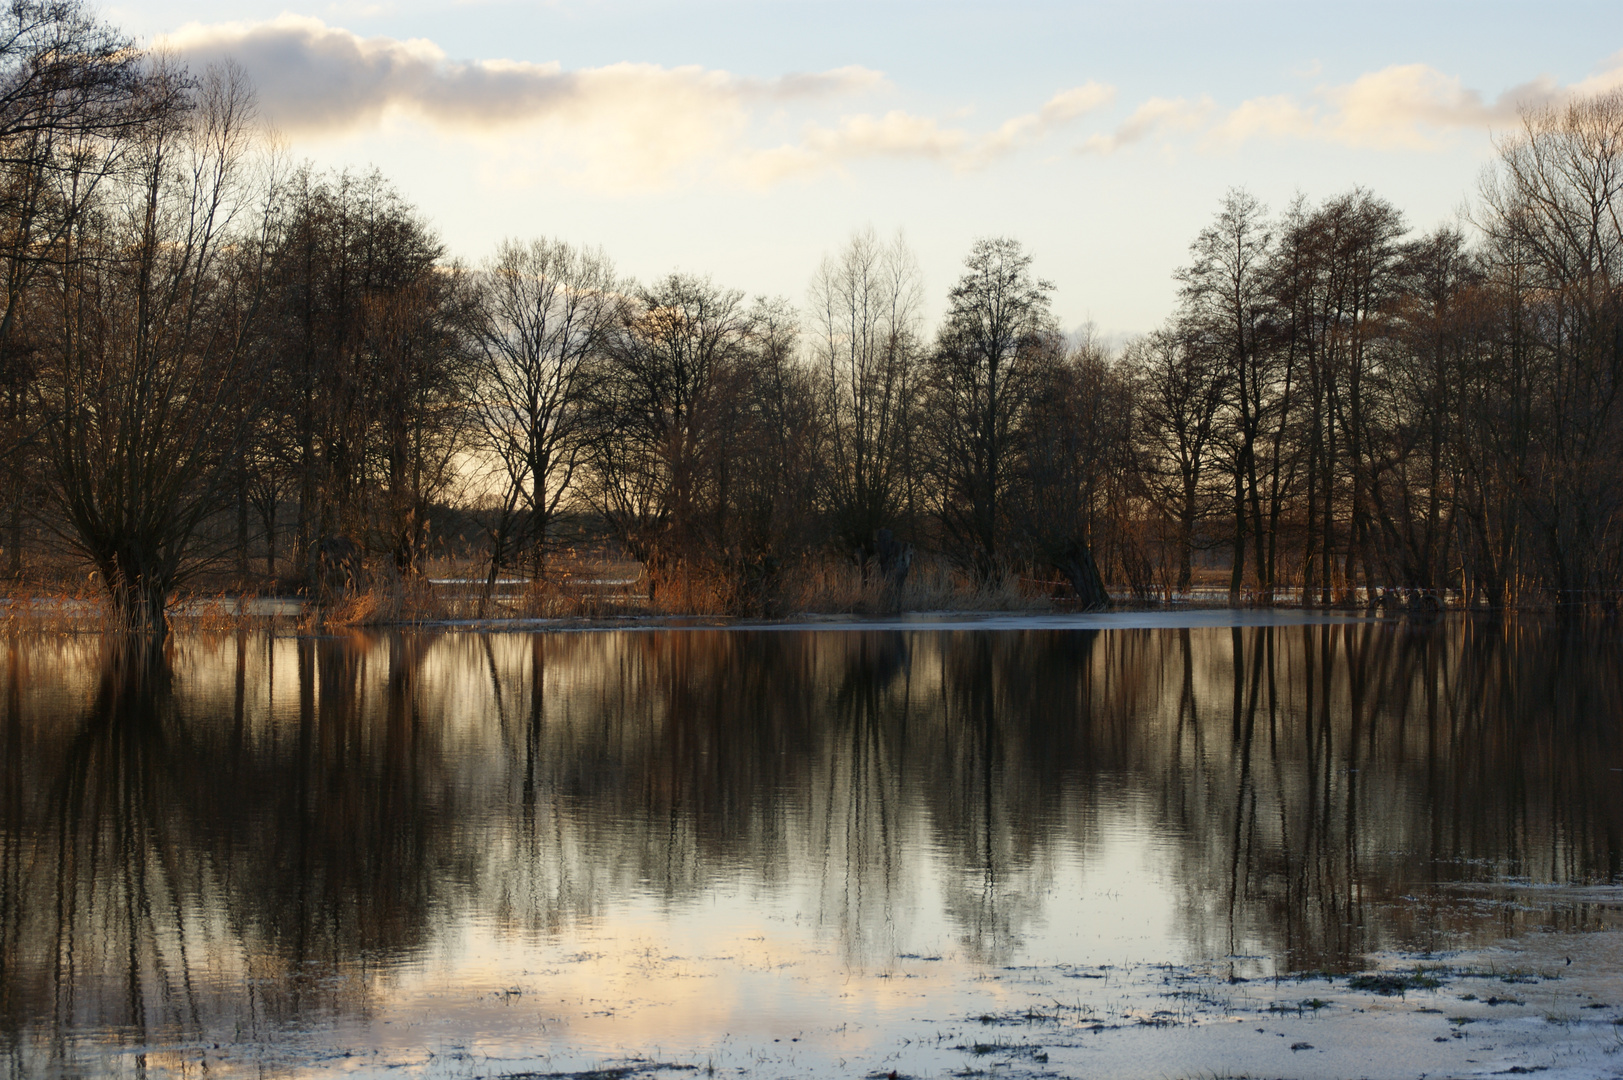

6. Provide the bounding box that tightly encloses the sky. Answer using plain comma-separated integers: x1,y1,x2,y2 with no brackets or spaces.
115,0,1623,339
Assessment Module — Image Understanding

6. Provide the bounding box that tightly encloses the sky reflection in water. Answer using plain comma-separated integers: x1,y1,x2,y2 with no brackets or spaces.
1,619,1619,1075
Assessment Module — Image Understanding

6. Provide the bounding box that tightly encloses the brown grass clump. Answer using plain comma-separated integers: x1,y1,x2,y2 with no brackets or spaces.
777,556,1047,616
899,560,1044,612
0,587,109,635
310,588,394,629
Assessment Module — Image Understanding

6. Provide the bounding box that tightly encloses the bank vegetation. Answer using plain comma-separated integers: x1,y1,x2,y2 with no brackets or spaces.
2,1,1622,631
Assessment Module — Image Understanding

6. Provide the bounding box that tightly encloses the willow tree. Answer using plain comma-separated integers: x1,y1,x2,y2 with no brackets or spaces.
0,0,156,577
39,63,275,631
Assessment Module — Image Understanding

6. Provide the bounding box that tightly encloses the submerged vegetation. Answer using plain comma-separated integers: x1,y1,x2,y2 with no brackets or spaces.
1,2,1622,630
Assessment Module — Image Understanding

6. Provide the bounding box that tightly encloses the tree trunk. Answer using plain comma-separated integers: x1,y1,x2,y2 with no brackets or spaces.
237,476,250,582
1228,472,1246,602
1054,539,1110,611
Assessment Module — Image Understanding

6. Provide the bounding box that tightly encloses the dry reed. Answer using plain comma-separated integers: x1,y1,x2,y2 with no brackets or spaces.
2,549,1061,638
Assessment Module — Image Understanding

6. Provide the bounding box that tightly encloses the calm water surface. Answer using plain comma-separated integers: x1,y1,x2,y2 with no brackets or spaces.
2,618,1620,1077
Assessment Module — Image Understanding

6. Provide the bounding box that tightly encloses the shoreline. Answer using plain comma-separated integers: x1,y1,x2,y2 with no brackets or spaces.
4,600,1597,637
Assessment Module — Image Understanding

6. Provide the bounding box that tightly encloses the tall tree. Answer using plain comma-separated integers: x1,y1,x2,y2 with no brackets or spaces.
927,237,1057,580
585,273,757,598
0,0,158,577
1126,326,1226,594
467,238,620,581
807,228,923,564
260,168,448,569
1177,188,1273,600
37,62,272,631
1011,333,1121,607
1478,89,1623,605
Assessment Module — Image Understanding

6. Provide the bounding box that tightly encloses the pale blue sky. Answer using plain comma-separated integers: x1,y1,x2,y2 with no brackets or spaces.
122,1,1623,336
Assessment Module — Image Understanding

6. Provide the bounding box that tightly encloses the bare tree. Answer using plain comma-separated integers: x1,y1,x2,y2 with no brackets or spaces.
257,168,448,572
467,238,619,584
584,273,757,598
722,296,822,609
1011,333,1122,608
363,269,474,576
1125,326,1226,594
0,0,159,577
807,228,923,564
1477,89,1623,605
927,237,1057,581
37,62,274,631
1289,190,1406,602
1177,188,1273,600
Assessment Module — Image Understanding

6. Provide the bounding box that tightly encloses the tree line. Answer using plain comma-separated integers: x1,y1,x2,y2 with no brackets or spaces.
2,1,1620,628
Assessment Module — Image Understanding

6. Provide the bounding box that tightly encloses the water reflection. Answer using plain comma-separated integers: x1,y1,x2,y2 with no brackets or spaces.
0,620,1619,1074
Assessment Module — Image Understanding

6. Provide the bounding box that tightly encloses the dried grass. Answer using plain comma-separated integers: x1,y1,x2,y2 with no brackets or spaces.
1,550,1054,638
0,586,112,635
778,557,1046,616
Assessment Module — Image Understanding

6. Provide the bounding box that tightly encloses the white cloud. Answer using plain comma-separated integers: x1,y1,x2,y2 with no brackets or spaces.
973,82,1117,162
1321,64,1547,148
158,16,1105,191
159,13,1623,192
738,82,1116,184
1201,94,1317,147
158,14,884,133
735,111,969,186
1079,96,1213,155
1570,49,1623,98
1204,55,1623,151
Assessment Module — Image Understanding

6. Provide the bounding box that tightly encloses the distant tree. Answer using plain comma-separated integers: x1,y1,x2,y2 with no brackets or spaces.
260,168,450,569
1011,333,1121,608
1371,227,1480,596
584,273,757,598
362,270,474,576
1477,88,1623,605
1125,327,1226,594
926,237,1057,580
1288,190,1406,602
807,228,923,565
467,238,620,584
722,297,822,608
1177,188,1273,600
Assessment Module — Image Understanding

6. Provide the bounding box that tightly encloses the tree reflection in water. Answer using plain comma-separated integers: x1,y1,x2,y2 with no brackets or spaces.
0,619,1617,1074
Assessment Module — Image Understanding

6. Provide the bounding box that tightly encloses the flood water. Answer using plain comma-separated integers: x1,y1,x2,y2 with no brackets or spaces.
2,617,1621,1078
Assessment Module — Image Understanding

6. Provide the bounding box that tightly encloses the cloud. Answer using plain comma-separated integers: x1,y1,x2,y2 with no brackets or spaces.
738,82,1116,184
161,16,1108,191
972,82,1116,162
164,14,1623,193
157,15,894,190
1570,48,1623,98
1065,52,1623,159
158,14,882,133
1204,55,1623,151
1079,96,1213,155
737,111,969,185
1200,94,1315,146
1320,64,1552,148
804,110,970,159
